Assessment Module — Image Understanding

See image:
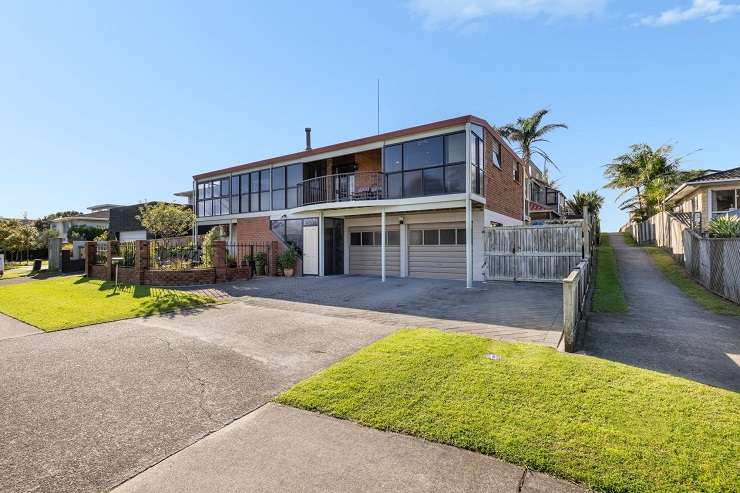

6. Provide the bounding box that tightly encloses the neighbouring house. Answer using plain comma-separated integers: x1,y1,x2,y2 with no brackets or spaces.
526,162,567,221
51,205,118,242
108,199,194,242
191,115,526,285
666,166,740,231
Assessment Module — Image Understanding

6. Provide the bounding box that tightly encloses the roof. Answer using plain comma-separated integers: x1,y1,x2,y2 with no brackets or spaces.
686,166,740,183
87,204,122,211
193,115,522,180
665,166,740,203
174,190,193,197
52,211,109,223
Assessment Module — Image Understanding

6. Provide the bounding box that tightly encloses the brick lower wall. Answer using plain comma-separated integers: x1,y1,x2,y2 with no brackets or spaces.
144,269,216,286
485,128,524,221
234,216,274,243
90,265,108,280
116,266,138,284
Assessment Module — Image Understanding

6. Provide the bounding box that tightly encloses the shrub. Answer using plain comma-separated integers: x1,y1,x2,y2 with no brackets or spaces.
707,216,740,238
277,246,298,270
68,225,107,241
254,251,267,275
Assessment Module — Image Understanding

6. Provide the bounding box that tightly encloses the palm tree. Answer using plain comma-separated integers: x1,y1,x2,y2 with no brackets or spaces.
496,108,568,177
566,190,605,217
604,144,702,221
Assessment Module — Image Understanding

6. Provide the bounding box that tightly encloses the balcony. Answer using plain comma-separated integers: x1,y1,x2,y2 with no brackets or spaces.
297,172,385,206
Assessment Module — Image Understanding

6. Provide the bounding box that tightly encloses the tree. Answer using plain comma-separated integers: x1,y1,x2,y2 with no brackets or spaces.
566,190,605,217
137,202,194,239
604,144,702,222
496,108,568,177
68,225,107,242
10,223,38,262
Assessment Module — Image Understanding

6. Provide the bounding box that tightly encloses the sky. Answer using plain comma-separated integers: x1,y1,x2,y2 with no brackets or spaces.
1,0,739,231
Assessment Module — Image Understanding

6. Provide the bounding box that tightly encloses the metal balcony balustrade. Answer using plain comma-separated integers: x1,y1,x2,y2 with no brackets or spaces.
297,171,384,206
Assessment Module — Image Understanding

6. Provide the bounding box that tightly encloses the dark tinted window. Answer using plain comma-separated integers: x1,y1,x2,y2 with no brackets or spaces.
221,198,230,215
457,228,466,244
286,219,303,250
212,198,221,215
384,145,402,173
272,191,285,210
213,180,221,197
386,173,402,199
260,191,270,211
221,179,230,196
387,230,400,246
250,172,259,193
231,176,240,195
241,174,250,194
272,167,285,189
260,170,270,191
361,232,373,245
403,136,443,170
287,164,302,187
492,140,501,168
286,188,298,209
423,167,444,195
445,164,465,193
373,231,381,246
403,170,423,197
250,193,259,212
445,132,465,163
409,230,423,245
423,230,439,245
350,232,361,245
270,220,285,238
440,229,456,245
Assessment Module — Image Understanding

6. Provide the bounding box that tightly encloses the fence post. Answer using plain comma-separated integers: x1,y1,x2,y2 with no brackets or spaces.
561,272,578,352
106,241,117,281
84,241,96,277
135,240,149,284
214,240,227,282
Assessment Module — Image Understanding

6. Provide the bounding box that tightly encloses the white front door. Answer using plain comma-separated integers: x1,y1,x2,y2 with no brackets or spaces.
302,226,319,275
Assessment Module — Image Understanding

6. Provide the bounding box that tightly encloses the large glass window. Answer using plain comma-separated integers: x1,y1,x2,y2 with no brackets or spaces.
286,164,302,208
712,189,739,218
259,170,270,211
197,177,232,217
384,145,402,173
383,131,468,199
403,136,443,170
272,166,286,210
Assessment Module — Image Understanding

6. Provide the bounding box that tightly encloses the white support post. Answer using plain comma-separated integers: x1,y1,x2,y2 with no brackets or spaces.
465,123,473,289
399,219,408,277
381,209,386,282
318,211,325,277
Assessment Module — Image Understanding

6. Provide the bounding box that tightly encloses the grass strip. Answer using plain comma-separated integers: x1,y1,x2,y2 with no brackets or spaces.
277,329,740,493
644,246,740,316
591,234,627,312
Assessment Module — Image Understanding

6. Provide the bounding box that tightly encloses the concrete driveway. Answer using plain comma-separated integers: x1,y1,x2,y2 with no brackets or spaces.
1,275,566,492
196,275,564,346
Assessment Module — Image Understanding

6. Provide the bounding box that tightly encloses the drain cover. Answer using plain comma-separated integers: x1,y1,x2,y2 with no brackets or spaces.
484,353,501,361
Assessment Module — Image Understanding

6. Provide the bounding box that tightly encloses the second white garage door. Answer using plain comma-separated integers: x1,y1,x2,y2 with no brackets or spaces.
408,223,466,280
349,227,400,277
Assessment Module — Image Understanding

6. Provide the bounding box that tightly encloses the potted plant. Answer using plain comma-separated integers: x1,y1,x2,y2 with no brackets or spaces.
278,247,298,277
254,251,267,276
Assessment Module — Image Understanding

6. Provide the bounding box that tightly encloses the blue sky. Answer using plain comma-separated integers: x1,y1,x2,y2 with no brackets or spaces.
1,0,738,230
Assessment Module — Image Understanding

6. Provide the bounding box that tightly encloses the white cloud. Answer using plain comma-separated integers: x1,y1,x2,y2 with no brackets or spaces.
408,0,608,30
639,0,740,26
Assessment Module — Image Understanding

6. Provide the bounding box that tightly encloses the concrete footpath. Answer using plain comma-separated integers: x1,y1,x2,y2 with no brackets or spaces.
582,233,740,391
0,313,42,340
114,403,585,493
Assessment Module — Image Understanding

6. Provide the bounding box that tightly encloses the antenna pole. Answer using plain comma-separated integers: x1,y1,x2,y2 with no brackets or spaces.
377,78,380,135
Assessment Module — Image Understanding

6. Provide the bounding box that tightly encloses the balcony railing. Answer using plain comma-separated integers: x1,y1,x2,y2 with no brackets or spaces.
297,172,384,206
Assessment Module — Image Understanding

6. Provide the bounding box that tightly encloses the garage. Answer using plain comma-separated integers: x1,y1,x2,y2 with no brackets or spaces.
119,230,148,242
349,227,400,276
408,223,466,280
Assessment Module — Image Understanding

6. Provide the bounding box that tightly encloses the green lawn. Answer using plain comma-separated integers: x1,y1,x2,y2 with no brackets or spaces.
277,329,740,493
643,246,740,316
0,275,215,331
591,234,627,312
0,260,48,280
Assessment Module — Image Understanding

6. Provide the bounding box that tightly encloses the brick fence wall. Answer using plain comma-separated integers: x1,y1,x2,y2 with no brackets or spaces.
84,239,253,286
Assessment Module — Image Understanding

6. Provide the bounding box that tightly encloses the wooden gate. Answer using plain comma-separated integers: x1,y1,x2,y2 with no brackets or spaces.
483,223,585,282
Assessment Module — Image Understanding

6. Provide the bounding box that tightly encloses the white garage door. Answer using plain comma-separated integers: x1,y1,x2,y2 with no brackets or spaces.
119,230,148,242
408,224,466,280
349,228,400,277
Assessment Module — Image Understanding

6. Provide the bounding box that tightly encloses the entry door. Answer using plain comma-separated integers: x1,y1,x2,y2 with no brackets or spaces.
302,225,319,275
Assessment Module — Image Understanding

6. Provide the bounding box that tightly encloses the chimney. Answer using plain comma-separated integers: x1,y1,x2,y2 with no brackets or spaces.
305,127,312,151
